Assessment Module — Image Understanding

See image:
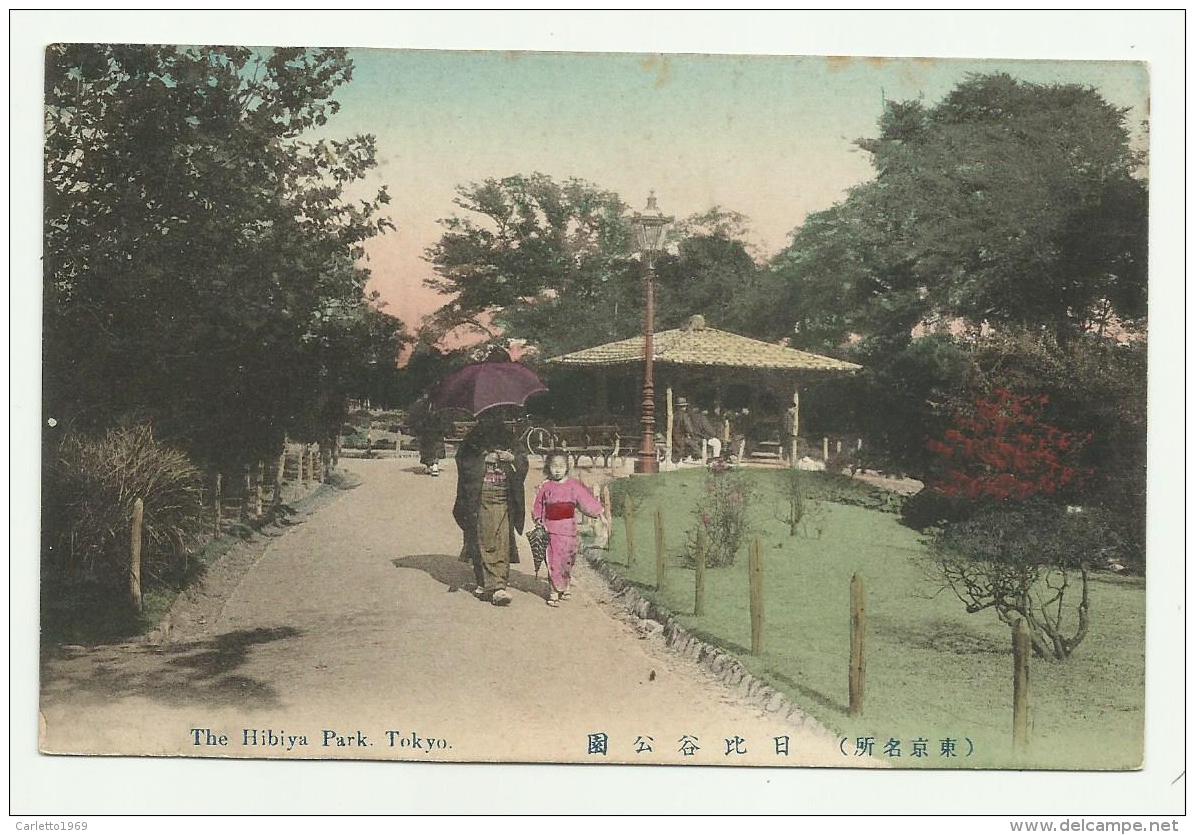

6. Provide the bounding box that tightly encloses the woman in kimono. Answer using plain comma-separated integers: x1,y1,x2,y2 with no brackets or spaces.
453,410,528,606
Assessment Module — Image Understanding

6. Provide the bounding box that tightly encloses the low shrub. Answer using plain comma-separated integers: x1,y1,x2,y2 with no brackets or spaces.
340,432,369,449
928,500,1124,660
43,424,206,591
685,469,754,567
901,487,976,530
796,472,906,515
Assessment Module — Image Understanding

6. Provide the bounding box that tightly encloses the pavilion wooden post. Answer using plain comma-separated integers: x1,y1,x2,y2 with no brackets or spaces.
788,386,801,469
665,386,674,466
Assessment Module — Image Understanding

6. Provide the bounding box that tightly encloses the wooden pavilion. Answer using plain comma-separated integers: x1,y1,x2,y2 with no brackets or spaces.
546,315,862,459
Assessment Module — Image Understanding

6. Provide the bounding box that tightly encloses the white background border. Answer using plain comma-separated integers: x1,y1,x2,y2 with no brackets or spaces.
8,9,1186,817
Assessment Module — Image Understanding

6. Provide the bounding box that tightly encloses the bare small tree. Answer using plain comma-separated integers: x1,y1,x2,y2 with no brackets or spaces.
929,502,1118,661
774,469,825,539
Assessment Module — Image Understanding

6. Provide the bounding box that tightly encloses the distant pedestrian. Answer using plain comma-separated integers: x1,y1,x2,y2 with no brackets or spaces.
408,394,450,476
532,450,608,606
453,410,528,606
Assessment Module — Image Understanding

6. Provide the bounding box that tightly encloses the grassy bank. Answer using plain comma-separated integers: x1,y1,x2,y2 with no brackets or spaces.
603,468,1144,770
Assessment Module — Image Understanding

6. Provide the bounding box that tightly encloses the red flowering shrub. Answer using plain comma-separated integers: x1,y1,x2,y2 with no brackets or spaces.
925,389,1092,502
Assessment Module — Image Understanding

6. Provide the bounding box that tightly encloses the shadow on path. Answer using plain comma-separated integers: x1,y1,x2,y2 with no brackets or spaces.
41,626,301,710
392,553,552,599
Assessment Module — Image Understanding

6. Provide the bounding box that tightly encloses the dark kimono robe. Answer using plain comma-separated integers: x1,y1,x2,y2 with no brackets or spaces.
453,425,529,567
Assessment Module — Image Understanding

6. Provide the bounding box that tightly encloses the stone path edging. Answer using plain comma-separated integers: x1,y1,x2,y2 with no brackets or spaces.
583,546,831,737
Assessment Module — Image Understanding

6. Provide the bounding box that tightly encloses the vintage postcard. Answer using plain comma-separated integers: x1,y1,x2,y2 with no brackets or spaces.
30,29,1175,797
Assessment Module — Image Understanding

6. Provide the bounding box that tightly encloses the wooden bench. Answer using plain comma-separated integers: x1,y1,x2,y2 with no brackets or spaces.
552,424,625,468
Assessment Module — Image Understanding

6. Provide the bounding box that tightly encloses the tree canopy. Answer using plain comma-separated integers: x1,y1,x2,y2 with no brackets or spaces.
44,45,405,464
774,73,1147,351
423,175,776,357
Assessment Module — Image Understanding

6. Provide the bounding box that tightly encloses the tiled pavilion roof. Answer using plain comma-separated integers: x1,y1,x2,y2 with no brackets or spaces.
547,317,861,374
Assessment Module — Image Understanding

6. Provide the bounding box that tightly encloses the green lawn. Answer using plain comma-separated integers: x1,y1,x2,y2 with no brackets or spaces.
602,469,1144,770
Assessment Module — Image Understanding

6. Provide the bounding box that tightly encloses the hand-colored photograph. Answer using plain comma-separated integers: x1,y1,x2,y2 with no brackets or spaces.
39,44,1150,771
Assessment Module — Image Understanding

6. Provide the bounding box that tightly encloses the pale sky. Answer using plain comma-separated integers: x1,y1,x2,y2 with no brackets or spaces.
321,50,1149,332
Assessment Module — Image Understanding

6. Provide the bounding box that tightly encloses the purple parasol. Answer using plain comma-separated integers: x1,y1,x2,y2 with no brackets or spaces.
431,352,548,417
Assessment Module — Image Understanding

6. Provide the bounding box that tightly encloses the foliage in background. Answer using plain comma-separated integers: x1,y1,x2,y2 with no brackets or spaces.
422,176,783,357
773,73,1146,352
43,424,206,590
966,331,1147,565
43,45,405,469
422,173,639,356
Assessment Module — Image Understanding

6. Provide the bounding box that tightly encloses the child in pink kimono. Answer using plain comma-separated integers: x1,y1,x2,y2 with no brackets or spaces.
532,451,608,605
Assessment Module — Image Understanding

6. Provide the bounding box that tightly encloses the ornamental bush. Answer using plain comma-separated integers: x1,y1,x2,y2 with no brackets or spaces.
43,424,206,591
685,469,754,567
924,388,1092,502
928,501,1123,660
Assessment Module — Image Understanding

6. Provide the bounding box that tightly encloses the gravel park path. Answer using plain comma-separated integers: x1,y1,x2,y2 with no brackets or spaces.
40,457,854,766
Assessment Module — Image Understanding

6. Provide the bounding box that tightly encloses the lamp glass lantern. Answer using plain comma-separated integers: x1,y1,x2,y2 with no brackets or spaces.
631,191,673,260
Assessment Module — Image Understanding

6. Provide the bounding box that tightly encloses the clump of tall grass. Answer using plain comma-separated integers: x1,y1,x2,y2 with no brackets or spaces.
44,424,206,590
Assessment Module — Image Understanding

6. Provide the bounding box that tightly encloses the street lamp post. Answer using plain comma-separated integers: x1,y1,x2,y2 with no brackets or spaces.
631,192,674,474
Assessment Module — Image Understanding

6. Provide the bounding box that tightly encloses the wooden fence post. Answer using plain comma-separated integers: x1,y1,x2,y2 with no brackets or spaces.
654,507,665,591
301,444,310,486
213,473,222,536
624,496,636,566
253,460,264,518
274,449,287,508
129,498,144,612
321,440,332,481
823,436,829,461
849,573,866,717
1013,619,1031,751
242,464,252,519
749,538,765,655
694,526,707,616
601,485,612,545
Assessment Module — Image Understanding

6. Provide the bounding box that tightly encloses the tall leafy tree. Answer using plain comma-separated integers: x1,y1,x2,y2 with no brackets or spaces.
774,73,1147,349
424,178,780,355
423,172,640,356
44,45,399,464
655,208,784,337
